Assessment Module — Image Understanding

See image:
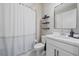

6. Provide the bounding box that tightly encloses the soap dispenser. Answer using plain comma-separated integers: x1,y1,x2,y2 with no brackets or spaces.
69,29,74,37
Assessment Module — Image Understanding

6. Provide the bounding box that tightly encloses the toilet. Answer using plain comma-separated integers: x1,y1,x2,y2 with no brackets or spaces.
34,36,46,56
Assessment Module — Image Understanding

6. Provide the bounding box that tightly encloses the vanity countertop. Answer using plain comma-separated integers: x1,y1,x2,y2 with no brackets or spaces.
45,34,79,47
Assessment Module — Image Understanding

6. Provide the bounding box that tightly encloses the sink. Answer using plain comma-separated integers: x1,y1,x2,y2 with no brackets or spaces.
68,34,79,39
46,32,79,40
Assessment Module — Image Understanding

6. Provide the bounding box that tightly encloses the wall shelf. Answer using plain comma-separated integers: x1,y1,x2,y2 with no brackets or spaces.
42,22,50,24
41,28,50,30
41,15,50,35
42,15,50,19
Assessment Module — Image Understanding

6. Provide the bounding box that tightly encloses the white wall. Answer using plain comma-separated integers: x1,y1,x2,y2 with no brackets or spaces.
42,3,79,34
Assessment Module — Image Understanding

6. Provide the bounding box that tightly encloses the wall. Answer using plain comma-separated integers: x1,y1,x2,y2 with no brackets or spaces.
42,3,79,34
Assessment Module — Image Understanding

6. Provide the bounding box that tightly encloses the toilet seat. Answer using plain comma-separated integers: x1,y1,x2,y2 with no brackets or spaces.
34,43,44,49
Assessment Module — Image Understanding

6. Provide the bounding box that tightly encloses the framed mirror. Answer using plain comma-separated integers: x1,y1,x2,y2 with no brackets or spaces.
54,3,77,29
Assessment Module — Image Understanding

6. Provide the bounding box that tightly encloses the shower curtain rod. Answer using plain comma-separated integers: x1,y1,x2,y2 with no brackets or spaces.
18,3,35,11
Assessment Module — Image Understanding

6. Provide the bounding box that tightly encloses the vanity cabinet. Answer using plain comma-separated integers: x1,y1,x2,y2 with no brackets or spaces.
46,43,74,56
46,43,57,56
56,47,73,56
46,37,79,56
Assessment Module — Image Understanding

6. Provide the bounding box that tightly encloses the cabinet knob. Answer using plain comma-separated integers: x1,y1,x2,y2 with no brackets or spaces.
57,50,59,56
54,49,56,56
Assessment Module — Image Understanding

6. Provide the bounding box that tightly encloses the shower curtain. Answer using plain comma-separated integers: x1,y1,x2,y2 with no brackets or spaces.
0,3,36,56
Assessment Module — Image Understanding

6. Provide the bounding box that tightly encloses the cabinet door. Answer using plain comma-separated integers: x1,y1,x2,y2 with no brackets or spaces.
46,43,74,56
57,48,74,56
46,43,56,56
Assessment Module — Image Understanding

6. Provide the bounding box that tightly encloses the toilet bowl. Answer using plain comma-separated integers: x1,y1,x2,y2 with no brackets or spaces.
34,43,44,50
34,43,44,56
34,36,46,56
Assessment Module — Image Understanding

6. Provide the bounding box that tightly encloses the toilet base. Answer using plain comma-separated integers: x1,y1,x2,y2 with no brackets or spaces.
36,50,40,56
35,49,44,56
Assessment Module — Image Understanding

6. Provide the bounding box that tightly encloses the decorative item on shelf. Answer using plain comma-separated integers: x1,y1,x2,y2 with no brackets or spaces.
42,22,50,24
42,28,50,30
42,15,50,19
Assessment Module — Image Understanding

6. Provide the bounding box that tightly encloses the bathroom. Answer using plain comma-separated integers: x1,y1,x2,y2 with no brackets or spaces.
0,2,79,56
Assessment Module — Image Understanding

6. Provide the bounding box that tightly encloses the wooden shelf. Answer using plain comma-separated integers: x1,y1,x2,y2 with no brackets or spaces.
42,15,50,19
42,28,50,30
42,22,50,24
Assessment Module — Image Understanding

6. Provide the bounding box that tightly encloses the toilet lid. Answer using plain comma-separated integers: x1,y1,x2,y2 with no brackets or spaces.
34,43,44,48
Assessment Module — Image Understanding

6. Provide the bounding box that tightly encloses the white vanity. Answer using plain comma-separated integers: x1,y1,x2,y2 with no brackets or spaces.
44,3,79,56
42,34,79,56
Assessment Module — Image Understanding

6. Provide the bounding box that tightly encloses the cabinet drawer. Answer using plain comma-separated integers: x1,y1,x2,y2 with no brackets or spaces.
47,39,79,55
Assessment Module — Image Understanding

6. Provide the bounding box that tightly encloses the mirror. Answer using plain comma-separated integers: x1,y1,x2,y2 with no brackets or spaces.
54,3,77,29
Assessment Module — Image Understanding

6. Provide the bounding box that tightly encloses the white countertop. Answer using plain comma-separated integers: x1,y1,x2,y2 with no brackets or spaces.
45,34,79,47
